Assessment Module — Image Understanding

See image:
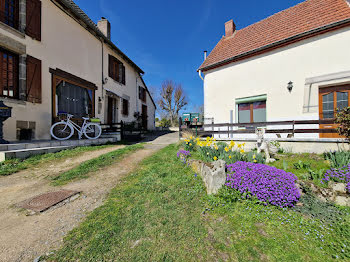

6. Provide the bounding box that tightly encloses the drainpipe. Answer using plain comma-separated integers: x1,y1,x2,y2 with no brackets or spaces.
136,75,139,114
198,50,207,81
198,70,204,81
100,38,105,99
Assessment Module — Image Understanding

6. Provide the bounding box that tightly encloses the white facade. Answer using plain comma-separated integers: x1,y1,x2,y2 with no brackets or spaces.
203,26,350,139
0,0,155,142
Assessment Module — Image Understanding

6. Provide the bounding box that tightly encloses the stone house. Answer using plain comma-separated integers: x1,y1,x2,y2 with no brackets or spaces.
0,0,156,141
198,0,350,140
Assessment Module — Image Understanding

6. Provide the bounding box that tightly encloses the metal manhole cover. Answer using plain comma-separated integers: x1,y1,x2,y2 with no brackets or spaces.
17,190,80,212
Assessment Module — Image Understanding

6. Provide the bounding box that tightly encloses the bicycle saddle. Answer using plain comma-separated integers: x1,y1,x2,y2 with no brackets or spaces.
82,117,89,120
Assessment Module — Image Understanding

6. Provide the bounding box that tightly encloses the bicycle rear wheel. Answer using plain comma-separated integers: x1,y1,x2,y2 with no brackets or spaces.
50,122,74,140
83,123,102,139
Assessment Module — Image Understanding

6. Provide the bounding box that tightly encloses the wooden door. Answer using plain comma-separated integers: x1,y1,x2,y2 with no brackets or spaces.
142,105,147,130
107,96,116,124
319,85,350,138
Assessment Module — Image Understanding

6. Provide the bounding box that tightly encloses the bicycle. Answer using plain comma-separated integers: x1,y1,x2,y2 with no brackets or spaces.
50,112,102,140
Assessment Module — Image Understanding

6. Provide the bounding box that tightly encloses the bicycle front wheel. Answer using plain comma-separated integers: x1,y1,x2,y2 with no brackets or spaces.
83,123,102,139
50,122,74,140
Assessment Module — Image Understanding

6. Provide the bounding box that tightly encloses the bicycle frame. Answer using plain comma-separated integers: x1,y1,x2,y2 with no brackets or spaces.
61,115,89,139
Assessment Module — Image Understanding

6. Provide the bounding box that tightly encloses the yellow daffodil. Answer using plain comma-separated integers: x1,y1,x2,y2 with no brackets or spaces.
253,154,256,159
240,149,244,153
229,141,235,148
189,143,192,146
237,144,242,148
225,147,229,152
213,156,218,161
254,160,257,163
229,155,232,159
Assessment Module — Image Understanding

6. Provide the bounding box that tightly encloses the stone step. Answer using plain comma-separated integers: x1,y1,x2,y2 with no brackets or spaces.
0,137,120,162
0,137,119,152
100,132,121,140
0,146,72,162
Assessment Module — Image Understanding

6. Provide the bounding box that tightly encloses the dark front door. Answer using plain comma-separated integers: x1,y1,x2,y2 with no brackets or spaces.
107,96,116,124
142,105,147,130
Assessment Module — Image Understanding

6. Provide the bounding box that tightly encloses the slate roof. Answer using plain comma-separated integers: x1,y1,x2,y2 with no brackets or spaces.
199,0,350,71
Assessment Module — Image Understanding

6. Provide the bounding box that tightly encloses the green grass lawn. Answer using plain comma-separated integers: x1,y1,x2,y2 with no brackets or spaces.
51,143,144,186
47,144,350,261
0,143,128,177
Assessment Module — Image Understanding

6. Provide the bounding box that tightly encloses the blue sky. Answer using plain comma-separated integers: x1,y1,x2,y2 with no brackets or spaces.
74,0,305,112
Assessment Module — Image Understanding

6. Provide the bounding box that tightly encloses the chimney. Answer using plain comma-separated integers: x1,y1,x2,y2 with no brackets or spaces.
225,20,236,37
97,17,111,40
204,50,207,61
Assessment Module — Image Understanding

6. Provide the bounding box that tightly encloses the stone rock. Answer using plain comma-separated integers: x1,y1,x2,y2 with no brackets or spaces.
329,182,347,194
201,160,226,195
188,159,205,175
319,187,336,201
334,196,350,207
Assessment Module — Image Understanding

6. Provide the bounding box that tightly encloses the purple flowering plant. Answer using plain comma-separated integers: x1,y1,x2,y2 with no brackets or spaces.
226,161,301,208
177,150,191,164
321,164,350,193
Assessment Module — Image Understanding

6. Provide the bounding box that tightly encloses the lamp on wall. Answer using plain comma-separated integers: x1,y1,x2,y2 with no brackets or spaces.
287,81,293,92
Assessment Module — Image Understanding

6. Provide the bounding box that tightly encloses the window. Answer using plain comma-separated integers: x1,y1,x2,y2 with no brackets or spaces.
139,86,146,102
0,0,19,29
0,48,18,98
319,85,350,120
122,98,129,116
108,55,125,85
238,100,266,123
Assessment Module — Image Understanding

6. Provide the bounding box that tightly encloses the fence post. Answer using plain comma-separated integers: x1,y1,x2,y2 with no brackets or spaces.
179,117,182,139
292,120,295,137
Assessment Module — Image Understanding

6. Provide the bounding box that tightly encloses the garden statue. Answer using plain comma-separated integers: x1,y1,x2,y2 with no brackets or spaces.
256,127,277,163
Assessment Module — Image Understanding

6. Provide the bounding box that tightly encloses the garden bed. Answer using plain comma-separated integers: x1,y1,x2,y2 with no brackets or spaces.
47,144,350,261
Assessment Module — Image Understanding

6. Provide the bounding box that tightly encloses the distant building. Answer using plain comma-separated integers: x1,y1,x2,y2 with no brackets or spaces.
0,0,155,141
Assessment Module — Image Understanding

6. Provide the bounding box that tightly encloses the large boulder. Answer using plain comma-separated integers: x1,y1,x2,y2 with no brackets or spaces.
334,196,350,207
201,160,226,195
329,182,347,194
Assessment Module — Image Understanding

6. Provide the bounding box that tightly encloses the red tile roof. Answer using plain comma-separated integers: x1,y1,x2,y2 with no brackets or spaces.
199,0,350,71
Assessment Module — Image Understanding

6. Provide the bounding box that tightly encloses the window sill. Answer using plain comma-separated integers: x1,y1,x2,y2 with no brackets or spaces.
0,21,25,39
109,77,125,86
0,97,26,105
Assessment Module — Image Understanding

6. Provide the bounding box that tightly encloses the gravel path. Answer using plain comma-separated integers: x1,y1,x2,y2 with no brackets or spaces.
0,132,178,262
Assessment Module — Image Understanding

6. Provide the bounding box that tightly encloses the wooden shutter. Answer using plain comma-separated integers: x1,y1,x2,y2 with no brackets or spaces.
26,55,42,103
121,65,125,85
26,0,41,41
108,55,113,78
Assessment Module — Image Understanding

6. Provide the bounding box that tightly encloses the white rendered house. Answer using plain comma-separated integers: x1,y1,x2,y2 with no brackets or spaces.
198,0,350,140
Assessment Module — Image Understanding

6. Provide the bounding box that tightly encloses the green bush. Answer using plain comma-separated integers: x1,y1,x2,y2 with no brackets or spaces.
324,150,350,168
335,106,350,140
159,118,171,128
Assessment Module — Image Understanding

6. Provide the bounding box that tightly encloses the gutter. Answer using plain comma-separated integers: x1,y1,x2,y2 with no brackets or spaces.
199,18,350,72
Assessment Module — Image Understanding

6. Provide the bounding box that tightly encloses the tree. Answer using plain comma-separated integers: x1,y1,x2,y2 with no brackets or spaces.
158,80,188,126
